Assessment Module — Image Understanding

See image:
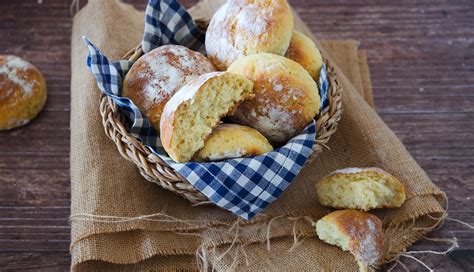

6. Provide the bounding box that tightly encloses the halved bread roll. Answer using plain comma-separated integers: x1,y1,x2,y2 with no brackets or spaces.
160,72,254,163
193,124,273,162
316,210,384,272
315,167,406,211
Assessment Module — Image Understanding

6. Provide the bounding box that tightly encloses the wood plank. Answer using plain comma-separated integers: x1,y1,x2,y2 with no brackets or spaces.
0,252,70,272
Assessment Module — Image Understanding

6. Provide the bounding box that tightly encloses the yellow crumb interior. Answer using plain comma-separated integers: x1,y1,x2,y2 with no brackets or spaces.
170,75,253,162
316,219,369,272
316,219,350,251
317,175,405,211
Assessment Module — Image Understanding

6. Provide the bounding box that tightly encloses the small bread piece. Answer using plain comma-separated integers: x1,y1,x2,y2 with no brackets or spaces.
316,210,384,272
0,55,47,130
285,31,323,80
193,124,273,162
123,45,215,130
205,0,294,70
160,72,254,163
228,53,320,146
316,167,406,211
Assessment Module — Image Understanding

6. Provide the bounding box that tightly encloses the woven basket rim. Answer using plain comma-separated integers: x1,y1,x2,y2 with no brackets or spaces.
98,37,343,205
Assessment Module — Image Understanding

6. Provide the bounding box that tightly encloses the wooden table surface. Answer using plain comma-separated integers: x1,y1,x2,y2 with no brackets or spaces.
1,0,473,271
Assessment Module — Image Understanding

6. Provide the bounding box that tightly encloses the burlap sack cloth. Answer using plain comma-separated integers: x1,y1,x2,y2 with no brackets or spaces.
70,0,447,270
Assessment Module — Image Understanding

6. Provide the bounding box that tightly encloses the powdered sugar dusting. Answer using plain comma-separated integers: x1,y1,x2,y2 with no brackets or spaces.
235,3,269,37
274,84,283,92
205,0,291,69
356,218,381,266
231,71,309,145
131,45,215,111
332,167,365,175
331,167,387,175
239,78,305,144
0,55,36,95
205,2,242,69
143,60,183,104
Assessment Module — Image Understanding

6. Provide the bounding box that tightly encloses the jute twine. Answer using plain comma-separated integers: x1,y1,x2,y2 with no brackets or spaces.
69,201,473,271
70,0,80,16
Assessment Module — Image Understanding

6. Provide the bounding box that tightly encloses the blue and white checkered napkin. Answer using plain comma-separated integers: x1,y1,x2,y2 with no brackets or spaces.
84,0,328,220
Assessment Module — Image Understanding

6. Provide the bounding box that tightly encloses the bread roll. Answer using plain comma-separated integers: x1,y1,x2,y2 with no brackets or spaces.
316,210,384,272
285,31,323,80
193,124,273,162
160,72,254,163
0,55,47,131
315,167,406,211
228,53,320,145
123,45,215,130
205,0,294,70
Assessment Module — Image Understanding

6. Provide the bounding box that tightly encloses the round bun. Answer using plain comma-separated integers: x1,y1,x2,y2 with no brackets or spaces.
316,210,384,272
160,72,254,163
123,45,216,130
285,31,323,80
0,55,47,131
193,124,273,162
315,167,406,211
228,53,320,145
205,0,294,70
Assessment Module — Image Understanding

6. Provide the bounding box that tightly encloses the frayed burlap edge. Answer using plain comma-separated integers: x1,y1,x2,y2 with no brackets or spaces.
70,192,446,271
195,194,447,271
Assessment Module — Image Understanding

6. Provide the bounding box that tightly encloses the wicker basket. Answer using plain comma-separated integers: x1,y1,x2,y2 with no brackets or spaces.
98,24,343,205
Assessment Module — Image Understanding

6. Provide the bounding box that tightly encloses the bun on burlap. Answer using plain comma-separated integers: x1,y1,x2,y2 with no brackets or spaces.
0,55,47,131
315,167,406,211
123,45,215,130
205,0,294,70
285,30,323,80
193,124,273,162
228,53,320,146
316,210,384,272
160,72,254,163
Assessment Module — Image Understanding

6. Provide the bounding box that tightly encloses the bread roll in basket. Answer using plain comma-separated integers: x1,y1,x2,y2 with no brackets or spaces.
98,18,343,205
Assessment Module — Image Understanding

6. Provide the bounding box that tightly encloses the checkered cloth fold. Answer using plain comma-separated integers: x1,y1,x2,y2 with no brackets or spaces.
84,0,328,220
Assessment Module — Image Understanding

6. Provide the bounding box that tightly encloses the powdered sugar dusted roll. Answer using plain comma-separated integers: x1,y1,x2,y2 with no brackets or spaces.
205,0,294,70
123,45,216,131
228,53,320,146
0,55,47,130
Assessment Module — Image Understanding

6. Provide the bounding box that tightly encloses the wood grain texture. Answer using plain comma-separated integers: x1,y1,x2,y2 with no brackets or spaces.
0,0,472,270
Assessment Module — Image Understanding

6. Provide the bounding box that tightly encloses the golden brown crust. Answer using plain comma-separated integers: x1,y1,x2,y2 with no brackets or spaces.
123,45,215,131
285,31,323,80
193,124,273,162
228,53,320,146
205,0,294,70
319,210,384,271
0,55,47,130
159,109,176,160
